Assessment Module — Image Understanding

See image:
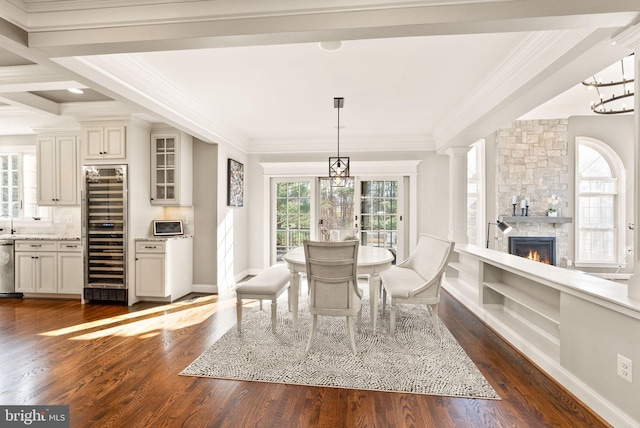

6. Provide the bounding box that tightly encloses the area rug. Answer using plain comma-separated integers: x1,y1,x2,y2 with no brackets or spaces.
180,297,500,400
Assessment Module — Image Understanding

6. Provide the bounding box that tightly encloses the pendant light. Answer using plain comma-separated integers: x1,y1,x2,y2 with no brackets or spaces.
329,97,349,187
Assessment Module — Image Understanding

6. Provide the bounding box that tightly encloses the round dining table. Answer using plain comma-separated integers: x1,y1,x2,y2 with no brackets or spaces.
282,245,394,333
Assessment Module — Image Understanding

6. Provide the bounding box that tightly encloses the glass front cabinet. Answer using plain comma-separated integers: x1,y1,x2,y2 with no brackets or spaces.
150,131,193,206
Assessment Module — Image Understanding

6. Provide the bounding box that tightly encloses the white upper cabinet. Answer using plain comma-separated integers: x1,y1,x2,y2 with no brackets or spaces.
37,135,79,205
150,130,193,206
83,125,126,160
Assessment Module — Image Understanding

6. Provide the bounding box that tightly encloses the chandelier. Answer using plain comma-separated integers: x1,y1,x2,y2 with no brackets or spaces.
329,97,349,187
582,54,634,114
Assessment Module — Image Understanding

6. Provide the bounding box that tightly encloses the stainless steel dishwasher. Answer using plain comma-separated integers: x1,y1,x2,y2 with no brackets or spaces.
0,239,19,297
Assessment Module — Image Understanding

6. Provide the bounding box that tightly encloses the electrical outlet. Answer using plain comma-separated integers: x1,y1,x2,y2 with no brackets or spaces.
617,354,633,383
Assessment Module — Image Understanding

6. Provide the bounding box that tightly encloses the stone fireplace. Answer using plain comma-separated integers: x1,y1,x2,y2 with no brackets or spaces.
508,236,556,265
495,119,570,267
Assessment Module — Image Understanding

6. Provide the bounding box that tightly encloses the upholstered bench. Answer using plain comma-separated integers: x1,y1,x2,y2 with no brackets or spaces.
235,264,291,334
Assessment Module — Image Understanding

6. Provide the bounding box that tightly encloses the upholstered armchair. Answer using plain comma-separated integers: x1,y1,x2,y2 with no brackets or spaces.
380,234,455,335
303,239,362,354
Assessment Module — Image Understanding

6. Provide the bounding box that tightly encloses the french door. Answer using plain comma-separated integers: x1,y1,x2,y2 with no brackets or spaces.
272,176,404,264
318,177,404,263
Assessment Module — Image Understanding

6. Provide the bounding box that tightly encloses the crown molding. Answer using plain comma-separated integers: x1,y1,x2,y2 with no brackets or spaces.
260,159,421,177
612,20,640,49
61,100,137,121
247,135,435,154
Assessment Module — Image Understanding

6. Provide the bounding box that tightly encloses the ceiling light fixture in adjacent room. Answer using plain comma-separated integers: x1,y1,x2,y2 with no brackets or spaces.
582,54,634,114
329,97,349,187
67,88,84,94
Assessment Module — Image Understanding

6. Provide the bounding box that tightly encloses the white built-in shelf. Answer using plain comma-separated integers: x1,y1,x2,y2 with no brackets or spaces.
500,216,572,225
483,281,561,325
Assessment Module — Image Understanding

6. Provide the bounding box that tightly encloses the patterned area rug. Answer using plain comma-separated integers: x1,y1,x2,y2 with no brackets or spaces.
180,297,500,399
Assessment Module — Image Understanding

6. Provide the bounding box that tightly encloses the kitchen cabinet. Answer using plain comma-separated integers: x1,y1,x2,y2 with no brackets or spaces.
37,135,79,205
15,241,57,293
15,240,83,296
150,131,192,206
57,241,83,294
135,237,192,301
83,125,126,160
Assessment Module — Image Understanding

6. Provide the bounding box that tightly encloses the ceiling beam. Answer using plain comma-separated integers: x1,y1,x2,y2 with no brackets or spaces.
27,1,640,57
0,92,60,116
0,63,84,92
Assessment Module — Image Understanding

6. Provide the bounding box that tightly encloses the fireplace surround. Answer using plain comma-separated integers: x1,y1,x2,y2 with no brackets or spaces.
508,236,556,265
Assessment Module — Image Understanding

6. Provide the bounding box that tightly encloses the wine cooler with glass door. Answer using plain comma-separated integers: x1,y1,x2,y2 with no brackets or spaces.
82,165,128,303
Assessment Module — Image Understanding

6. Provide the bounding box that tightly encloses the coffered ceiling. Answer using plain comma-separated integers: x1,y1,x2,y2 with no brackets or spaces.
0,0,638,153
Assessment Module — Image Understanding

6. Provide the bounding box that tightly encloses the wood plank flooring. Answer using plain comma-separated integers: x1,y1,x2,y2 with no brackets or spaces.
0,289,611,427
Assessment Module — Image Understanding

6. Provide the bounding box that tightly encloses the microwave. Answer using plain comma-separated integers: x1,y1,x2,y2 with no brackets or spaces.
153,220,184,236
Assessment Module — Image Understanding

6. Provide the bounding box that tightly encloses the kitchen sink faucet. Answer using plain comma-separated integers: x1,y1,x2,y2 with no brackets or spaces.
0,215,15,235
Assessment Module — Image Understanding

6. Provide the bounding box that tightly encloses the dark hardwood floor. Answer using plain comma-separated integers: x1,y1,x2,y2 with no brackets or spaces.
0,288,610,428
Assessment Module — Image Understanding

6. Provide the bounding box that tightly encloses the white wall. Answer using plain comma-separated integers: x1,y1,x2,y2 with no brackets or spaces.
217,144,249,290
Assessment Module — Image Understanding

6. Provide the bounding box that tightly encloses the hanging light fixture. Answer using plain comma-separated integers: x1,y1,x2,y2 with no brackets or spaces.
582,54,635,115
329,97,349,187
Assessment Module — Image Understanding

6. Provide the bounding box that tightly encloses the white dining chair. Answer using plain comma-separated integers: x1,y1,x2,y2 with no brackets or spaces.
303,239,361,355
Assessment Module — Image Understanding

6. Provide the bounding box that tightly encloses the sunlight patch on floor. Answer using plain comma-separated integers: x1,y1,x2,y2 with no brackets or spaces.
39,295,232,338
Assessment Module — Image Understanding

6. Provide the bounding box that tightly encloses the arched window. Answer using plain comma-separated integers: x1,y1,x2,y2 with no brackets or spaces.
575,137,625,266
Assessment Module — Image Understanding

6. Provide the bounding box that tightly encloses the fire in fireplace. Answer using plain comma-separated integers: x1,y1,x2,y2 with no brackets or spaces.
508,237,556,265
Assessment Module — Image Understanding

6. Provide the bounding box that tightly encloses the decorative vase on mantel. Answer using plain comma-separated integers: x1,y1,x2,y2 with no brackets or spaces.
548,209,558,217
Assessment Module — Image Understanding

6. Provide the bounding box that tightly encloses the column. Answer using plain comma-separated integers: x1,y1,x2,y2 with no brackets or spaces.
629,47,640,300
446,146,471,244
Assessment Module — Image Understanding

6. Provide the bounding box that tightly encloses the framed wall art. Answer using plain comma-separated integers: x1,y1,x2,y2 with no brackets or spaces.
227,158,244,207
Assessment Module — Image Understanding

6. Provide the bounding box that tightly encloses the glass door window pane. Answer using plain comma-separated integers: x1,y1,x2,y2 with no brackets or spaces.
319,178,355,241
360,179,399,261
275,181,311,261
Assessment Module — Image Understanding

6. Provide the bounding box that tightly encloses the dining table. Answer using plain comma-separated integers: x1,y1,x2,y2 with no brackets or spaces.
282,245,395,333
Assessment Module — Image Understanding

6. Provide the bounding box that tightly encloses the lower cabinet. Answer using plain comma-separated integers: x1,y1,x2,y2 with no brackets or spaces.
57,242,83,294
15,240,83,296
135,237,193,301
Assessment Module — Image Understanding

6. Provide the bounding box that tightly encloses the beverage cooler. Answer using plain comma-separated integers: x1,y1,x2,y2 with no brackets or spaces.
82,165,128,303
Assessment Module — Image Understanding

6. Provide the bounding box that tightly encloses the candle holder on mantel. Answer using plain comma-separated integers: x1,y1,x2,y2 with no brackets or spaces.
512,203,517,216
525,204,529,216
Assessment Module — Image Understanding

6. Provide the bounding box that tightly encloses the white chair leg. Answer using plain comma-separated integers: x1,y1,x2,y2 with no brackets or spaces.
236,300,243,334
346,316,357,355
306,314,318,353
271,299,278,334
357,307,362,332
431,304,441,338
390,302,397,335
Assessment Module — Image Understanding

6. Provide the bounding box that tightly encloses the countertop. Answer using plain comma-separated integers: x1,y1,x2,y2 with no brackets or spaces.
0,234,80,241
136,234,193,241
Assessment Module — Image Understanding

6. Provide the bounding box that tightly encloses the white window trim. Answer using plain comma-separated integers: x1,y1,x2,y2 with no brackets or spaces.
574,136,626,267
0,145,52,224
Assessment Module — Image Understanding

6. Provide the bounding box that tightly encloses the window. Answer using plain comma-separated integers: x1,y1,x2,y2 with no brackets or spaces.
576,138,624,265
0,148,49,221
467,140,484,246
274,180,311,261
